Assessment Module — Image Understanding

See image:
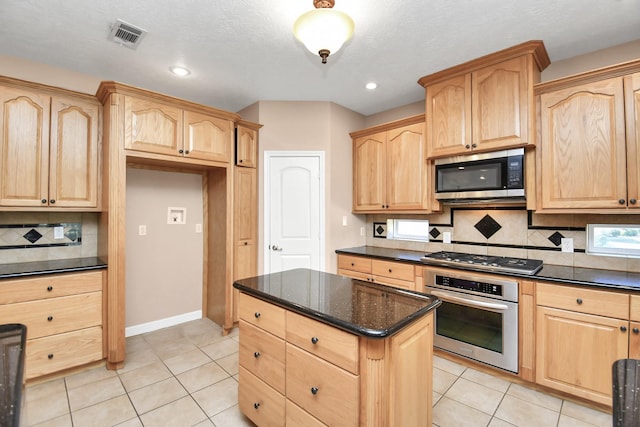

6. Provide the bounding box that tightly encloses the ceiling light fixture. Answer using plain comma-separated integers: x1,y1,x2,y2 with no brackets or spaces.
293,0,354,64
169,66,191,77
365,82,377,90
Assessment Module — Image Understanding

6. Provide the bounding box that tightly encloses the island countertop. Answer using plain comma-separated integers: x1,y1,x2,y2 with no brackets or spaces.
233,268,441,338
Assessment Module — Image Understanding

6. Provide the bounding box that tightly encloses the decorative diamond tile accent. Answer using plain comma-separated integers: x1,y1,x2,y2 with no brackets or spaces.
548,231,564,246
23,229,43,244
65,227,79,242
474,215,502,239
430,227,441,239
373,222,387,238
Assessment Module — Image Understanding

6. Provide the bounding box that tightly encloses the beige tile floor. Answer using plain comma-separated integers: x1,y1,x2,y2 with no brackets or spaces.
20,318,612,427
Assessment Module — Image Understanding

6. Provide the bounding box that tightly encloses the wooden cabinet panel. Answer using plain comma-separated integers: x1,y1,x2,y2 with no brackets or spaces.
239,367,285,427
372,260,415,283
536,282,629,319
285,400,326,427
337,254,371,274
536,306,628,405
386,123,426,210
353,131,386,211
183,110,231,162
124,96,182,155
625,72,640,209
0,271,102,304
238,293,286,338
234,168,257,244
631,295,640,322
630,321,640,359
239,321,285,394
538,77,627,209
236,125,257,168
26,326,103,379
286,311,359,374
285,343,359,426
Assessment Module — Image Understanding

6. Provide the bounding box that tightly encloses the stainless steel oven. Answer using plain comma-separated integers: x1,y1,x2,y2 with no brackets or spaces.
424,268,519,373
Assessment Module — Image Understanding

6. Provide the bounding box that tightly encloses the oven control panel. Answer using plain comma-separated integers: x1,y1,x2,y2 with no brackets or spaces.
435,275,503,296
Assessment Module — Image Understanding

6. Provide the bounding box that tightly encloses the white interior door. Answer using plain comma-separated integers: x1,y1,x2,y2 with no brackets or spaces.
265,152,323,273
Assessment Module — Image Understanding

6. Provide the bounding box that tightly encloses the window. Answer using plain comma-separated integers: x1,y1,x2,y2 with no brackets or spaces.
586,224,640,258
387,219,429,242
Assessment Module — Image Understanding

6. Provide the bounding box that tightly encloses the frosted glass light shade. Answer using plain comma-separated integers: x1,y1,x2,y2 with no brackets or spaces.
293,8,354,59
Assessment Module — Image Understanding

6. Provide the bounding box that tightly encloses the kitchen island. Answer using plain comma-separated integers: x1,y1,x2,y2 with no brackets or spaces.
233,268,441,426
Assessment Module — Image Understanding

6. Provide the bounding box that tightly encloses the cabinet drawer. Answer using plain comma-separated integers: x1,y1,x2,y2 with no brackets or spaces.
286,400,326,427
372,259,415,282
239,366,285,427
536,283,629,319
239,320,285,394
25,326,103,379
285,343,358,426
286,311,358,374
337,255,371,274
0,271,103,304
239,293,285,338
0,292,102,339
631,295,640,322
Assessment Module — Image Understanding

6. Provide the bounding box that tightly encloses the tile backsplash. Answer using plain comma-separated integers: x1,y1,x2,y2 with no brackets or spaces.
0,212,98,264
367,207,640,272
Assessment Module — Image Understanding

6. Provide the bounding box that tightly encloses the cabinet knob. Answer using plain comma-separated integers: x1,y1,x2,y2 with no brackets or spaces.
631,198,637,205
471,143,477,148
633,328,639,334
46,286,53,292
388,268,392,273
47,316,53,321
619,199,626,205
50,199,55,204
244,242,248,245
351,263,354,266
239,159,244,163
253,402,260,409
311,336,319,344
621,326,628,332
254,351,261,358
310,387,319,395
41,199,47,204
185,150,190,155
381,204,385,208
576,298,583,305
178,149,184,154
465,144,471,149
254,312,261,318
48,354,54,360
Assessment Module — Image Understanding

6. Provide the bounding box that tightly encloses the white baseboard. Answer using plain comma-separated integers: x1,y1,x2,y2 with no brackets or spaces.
125,310,202,337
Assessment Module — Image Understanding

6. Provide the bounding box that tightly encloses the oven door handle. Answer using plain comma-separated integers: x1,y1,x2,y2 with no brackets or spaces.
430,290,509,312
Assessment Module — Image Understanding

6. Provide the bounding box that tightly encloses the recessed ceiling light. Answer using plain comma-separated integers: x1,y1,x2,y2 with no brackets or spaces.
169,66,191,77
365,82,377,90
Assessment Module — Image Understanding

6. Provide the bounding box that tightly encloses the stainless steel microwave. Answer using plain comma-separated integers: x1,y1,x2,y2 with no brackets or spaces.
434,148,525,202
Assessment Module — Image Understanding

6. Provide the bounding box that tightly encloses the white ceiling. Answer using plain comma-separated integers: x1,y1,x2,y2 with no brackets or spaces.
1,0,640,116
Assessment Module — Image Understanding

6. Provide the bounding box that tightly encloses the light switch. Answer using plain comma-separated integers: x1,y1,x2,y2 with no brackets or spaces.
195,223,202,233
342,216,347,226
139,225,147,236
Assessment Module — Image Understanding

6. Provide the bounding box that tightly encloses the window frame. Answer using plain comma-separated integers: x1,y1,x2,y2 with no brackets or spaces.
386,219,430,242
586,224,640,258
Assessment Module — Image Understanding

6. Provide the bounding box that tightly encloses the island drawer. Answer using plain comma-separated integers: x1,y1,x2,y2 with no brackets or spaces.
286,400,326,427
25,326,103,379
372,259,415,282
0,271,103,304
285,343,358,426
536,283,629,319
239,366,285,427
337,254,371,274
239,320,285,394
630,295,640,322
286,311,359,374
239,293,285,338
0,292,102,339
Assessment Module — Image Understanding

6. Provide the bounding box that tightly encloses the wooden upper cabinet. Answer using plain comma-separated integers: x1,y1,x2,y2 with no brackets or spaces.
183,111,232,162
353,131,386,211
0,82,100,209
124,96,182,156
386,123,427,210
537,77,628,210
234,167,257,246
625,72,640,210
236,124,258,168
420,41,549,159
425,74,471,158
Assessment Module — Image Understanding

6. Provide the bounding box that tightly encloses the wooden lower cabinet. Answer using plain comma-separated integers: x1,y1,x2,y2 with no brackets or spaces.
238,292,434,426
337,254,416,291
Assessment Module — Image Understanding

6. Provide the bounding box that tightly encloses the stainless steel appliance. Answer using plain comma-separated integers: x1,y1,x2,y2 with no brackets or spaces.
420,251,543,275
424,268,519,373
435,148,525,202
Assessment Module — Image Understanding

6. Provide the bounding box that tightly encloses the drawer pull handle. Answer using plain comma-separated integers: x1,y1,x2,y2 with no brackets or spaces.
621,326,628,332
254,312,261,318
47,286,53,292
633,328,639,334
254,351,261,358
351,263,354,266
311,336,319,344
48,354,54,360
253,402,260,409
388,268,392,273
576,298,583,305
47,316,53,321
311,387,319,395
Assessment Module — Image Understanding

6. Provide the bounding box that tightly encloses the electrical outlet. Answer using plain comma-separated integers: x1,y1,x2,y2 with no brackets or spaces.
53,226,64,240
443,231,451,244
561,237,573,253
360,227,365,236
342,215,347,226
195,224,202,233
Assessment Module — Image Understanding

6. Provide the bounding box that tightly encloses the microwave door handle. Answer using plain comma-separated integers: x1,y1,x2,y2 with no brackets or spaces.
430,290,509,313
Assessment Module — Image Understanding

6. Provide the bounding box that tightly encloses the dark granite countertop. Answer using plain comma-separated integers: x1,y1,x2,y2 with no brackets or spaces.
233,268,441,338
0,257,107,279
336,246,640,292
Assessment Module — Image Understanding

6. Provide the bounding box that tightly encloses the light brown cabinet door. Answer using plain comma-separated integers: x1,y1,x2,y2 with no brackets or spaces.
625,72,640,209
0,86,50,207
124,96,182,156
630,321,640,359
49,96,100,207
386,123,427,210
472,56,530,151
234,167,257,249
236,125,257,167
183,111,231,162
536,306,628,405
353,131,386,211
539,77,627,209
426,74,471,158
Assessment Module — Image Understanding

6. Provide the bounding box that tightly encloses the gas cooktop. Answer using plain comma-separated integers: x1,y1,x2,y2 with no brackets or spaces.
420,251,543,275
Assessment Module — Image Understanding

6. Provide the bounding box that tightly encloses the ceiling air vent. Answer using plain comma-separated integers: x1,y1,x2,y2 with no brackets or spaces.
108,19,147,49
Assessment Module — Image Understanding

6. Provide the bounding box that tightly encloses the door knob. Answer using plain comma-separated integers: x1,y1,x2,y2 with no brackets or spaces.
271,245,283,251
